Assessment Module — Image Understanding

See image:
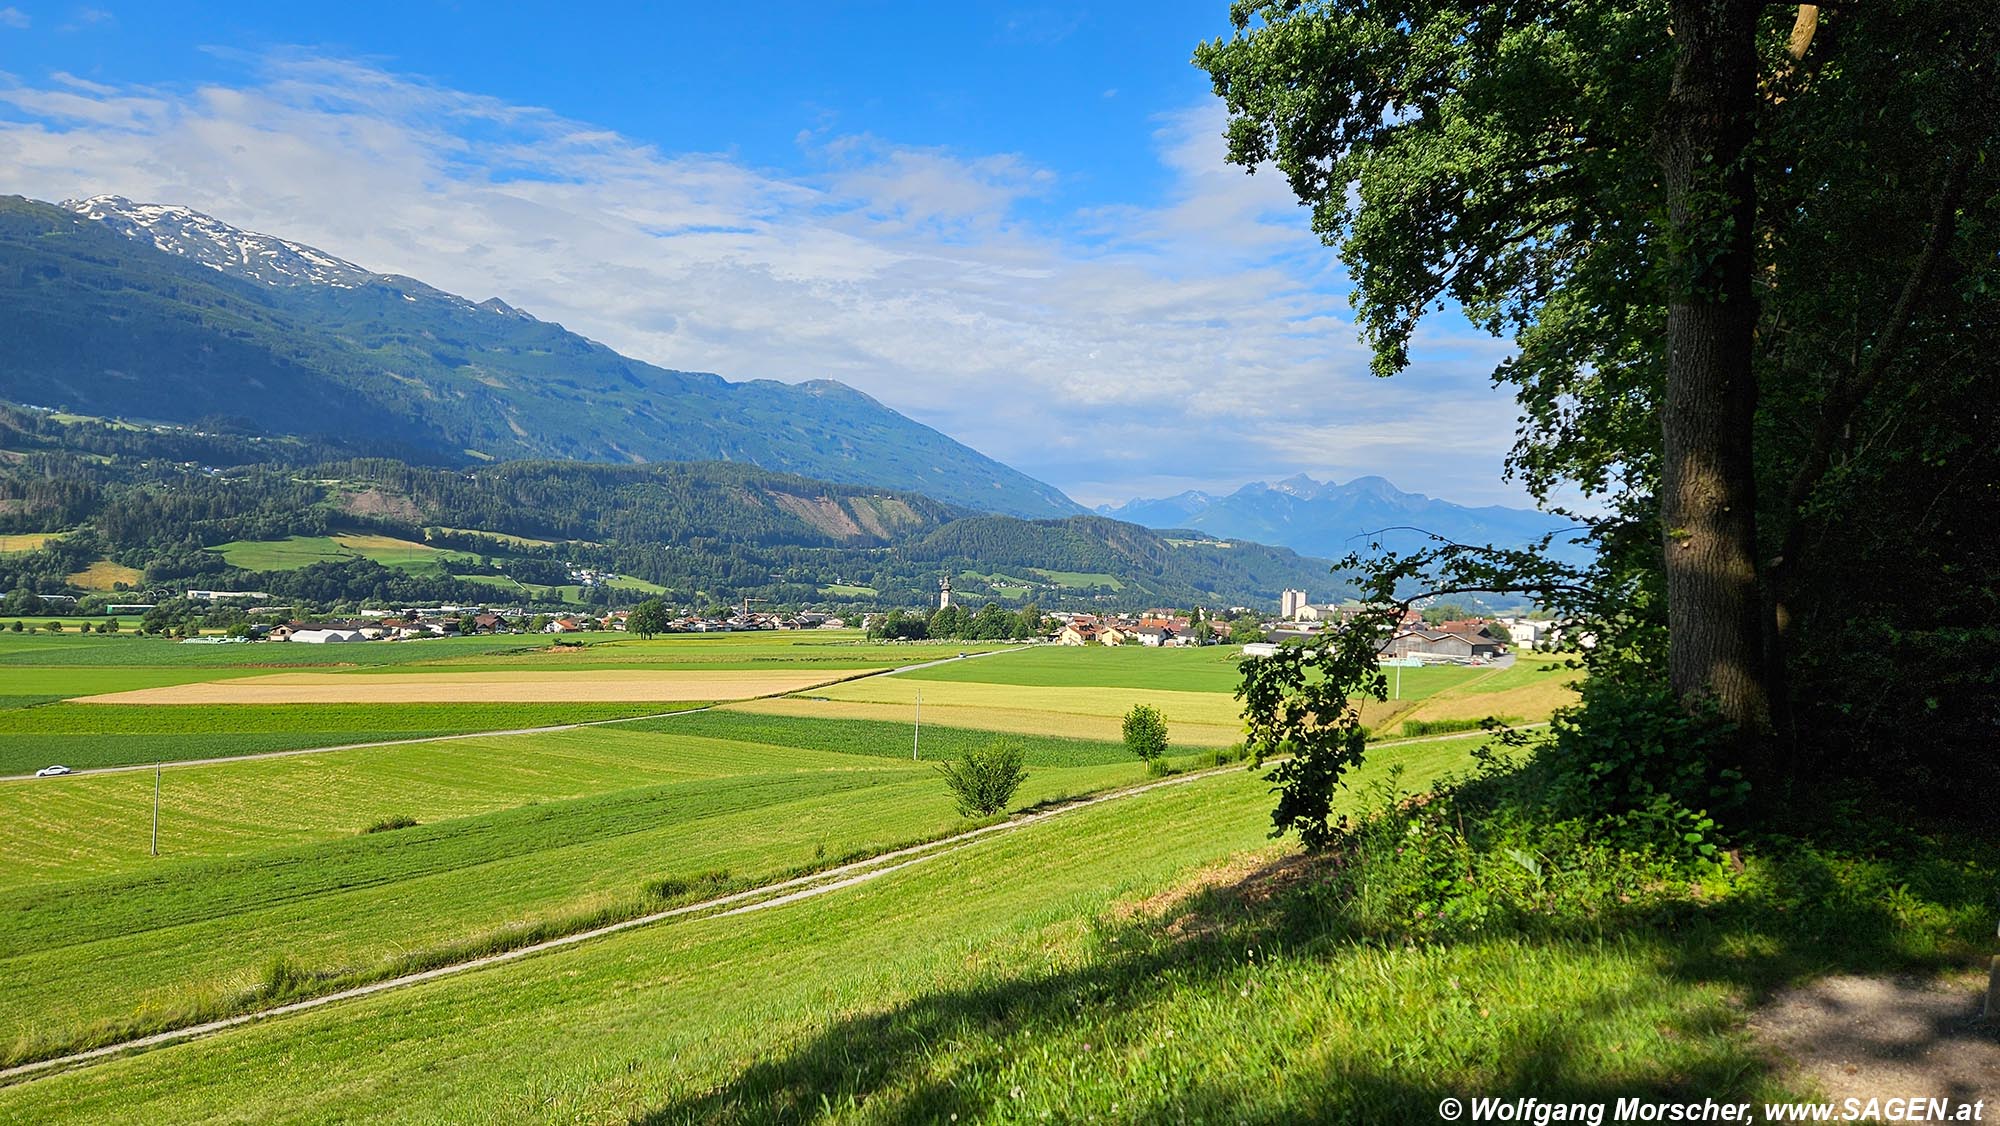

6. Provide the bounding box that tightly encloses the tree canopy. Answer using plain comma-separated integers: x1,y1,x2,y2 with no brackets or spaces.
1202,0,2000,835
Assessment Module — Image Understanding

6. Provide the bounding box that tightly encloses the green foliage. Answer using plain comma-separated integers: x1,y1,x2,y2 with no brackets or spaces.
1198,0,2000,817
1121,704,1169,763
642,869,737,903
1399,717,1511,738
361,815,419,835
935,741,1029,817
1507,679,1745,860
0,405,1352,614
1418,603,1470,626
626,598,671,639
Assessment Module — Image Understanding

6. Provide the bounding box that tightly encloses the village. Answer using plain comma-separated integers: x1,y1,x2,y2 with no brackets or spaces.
69,580,1575,664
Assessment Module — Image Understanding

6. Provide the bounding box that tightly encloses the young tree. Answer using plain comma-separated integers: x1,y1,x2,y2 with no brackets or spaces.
1123,704,1170,766
626,598,671,640
936,741,1029,816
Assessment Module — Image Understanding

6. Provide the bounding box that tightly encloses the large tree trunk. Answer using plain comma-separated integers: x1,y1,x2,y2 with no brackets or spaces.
1659,0,1775,754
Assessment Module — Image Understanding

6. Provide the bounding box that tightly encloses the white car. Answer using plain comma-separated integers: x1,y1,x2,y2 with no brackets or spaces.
35,765,72,777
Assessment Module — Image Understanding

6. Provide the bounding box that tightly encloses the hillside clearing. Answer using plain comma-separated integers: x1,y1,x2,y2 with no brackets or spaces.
62,560,143,590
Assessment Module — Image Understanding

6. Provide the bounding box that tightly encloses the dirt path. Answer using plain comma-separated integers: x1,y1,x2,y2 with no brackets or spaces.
1751,970,1999,1102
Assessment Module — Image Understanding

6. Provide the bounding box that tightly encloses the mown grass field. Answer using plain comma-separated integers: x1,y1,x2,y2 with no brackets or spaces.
210,533,459,572
0,532,62,553
0,633,1022,770
63,559,144,589
0,632,1598,1117
0,700,689,775
10,737,1915,1124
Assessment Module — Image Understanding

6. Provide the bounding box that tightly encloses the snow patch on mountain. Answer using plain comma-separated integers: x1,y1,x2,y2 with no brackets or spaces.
60,195,376,288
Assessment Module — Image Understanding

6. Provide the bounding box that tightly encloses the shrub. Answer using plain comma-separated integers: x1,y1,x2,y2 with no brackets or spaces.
1526,678,1744,859
1122,704,1169,764
643,869,736,902
361,815,419,834
937,740,1028,816
1400,716,1513,738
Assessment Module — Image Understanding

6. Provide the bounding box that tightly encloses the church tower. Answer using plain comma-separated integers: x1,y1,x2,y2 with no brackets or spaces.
938,575,954,610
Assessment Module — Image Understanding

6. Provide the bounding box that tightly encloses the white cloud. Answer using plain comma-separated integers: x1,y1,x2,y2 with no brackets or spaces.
0,8,29,29
0,53,1538,508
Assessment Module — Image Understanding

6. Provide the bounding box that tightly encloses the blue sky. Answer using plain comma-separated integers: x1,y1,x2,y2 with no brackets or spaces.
0,2,1539,509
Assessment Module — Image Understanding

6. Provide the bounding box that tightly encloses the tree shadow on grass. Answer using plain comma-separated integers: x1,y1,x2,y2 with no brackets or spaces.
625,839,1995,1125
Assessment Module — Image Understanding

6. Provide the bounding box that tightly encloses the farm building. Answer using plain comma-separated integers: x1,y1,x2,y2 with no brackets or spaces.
289,628,366,644
1378,629,1504,662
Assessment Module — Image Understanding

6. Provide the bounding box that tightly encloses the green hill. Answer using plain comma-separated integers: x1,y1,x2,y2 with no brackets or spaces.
0,195,1079,518
0,405,1350,612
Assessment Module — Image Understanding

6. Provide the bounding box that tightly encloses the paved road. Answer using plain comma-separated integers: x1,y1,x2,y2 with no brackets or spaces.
1,644,1028,783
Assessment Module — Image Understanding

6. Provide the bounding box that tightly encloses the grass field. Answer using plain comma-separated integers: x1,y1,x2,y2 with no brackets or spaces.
6,732,1889,1124
0,631,1598,1115
0,532,62,553
210,533,456,572
63,560,144,589
1028,567,1124,590
0,700,691,775
0,633,1025,771
75,667,871,705
0,717,1486,1082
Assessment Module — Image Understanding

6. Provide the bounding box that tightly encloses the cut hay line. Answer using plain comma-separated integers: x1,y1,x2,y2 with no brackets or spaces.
72,669,872,706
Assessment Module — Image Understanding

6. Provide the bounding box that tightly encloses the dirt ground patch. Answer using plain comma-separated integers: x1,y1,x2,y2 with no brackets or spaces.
74,669,869,705
1106,846,1329,941
1751,971,1998,1103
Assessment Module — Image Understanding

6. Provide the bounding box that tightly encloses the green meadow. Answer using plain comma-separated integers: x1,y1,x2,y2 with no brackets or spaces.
10,736,1957,1123
0,632,1615,1118
0,701,688,774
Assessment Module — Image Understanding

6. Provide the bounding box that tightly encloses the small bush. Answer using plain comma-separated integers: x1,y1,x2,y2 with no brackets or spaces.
937,740,1028,816
361,815,419,834
643,869,735,902
1400,716,1513,738
1192,744,1251,769
1122,704,1169,763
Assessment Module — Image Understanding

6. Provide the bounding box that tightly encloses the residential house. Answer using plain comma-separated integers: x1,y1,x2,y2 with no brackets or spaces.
1056,622,1099,646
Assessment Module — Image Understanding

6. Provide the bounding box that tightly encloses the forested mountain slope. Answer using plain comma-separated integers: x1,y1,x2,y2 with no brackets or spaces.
0,406,1345,612
0,195,1079,518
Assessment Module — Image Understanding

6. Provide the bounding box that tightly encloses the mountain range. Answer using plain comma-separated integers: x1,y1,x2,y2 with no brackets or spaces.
1098,474,1587,566
0,191,1576,588
0,195,1080,519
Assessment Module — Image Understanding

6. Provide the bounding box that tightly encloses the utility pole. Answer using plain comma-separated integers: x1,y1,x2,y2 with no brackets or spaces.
151,763,160,857
913,689,921,761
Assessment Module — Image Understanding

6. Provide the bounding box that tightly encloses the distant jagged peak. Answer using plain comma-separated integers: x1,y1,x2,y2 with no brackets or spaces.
59,195,376,289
